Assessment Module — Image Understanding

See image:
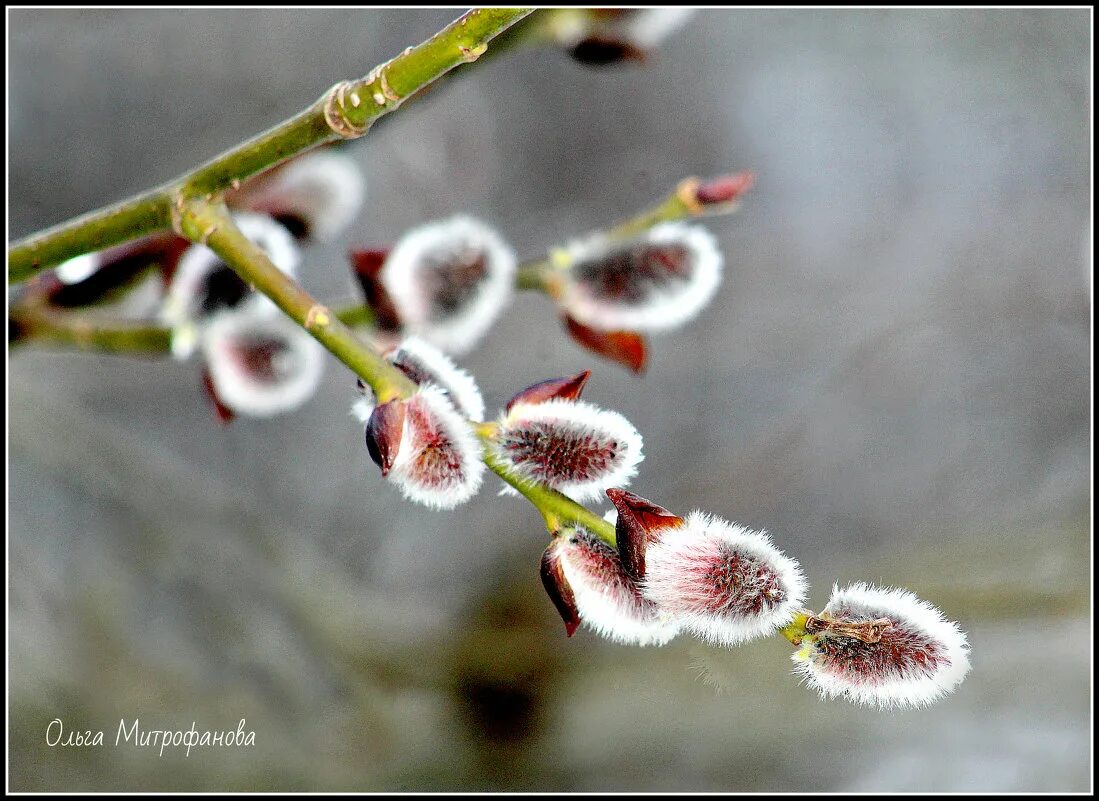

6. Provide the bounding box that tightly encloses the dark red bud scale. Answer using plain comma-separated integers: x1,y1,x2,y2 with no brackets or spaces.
48,234,187,309
694,171,756,207
365,399,406,476
201,367,236,425
606,488,684,579
349,247,402,331
540,544,581,637
505,370,591,413
564,315,647,374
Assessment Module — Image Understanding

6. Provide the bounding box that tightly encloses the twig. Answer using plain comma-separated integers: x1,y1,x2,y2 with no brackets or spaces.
177,198,614,542
8,8,533,284
9,305,172,355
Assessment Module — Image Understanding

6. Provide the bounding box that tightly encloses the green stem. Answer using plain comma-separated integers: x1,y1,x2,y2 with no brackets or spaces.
7,192,173,285
178,199,416,403
479,430,618,545
608,189,698,239
335,303,377,328
778,611,812,645
179,197,614,545
9,305,172,355
8,8,533,284
515,258,556,291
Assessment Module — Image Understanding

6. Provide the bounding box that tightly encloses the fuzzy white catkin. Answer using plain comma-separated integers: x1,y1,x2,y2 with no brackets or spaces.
379,216,516,355
641,511,808,645
381,386,485,510
201,312,325,418
791,582,971,709
557,222,723,333
494,398,644,502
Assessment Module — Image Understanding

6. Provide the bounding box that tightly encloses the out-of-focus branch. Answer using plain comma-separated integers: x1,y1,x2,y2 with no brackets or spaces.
515,171,755,292
9,304,172,355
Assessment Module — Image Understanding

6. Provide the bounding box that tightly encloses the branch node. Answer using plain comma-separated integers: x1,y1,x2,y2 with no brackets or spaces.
198,223,220,245
378,68,400,102
304,303,332,331
675,177,705,216
459,42,489,62
169,194,187,236
323,80,370,140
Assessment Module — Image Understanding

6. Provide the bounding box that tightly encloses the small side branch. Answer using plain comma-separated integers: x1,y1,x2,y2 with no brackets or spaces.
9,305,172,355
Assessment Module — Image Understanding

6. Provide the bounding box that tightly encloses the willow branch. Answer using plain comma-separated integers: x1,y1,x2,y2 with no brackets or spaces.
515,171,754,291
177,199,416,403
8,8,533,284
177,198,612,541
9,305,172,355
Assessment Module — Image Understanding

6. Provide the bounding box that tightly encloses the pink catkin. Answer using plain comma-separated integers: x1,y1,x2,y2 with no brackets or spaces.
669,543,790,618
792,583,971,708
642,512,807,645
572,242,693,305
501,421,620,484
551,527,679,646
403,395,467,489
807,601,946,688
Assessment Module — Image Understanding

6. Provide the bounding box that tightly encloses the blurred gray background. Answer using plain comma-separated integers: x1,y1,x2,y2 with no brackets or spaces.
8,8,1091,792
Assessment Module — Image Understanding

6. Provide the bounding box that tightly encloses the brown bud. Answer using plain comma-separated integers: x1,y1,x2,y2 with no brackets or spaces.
540,543,580,637
564,315,647,374
606,488,684,579
694,171,756,207
365,399,406,476
570,37,648,66
505,370,591,413
349,247,402,330
804,613,893,644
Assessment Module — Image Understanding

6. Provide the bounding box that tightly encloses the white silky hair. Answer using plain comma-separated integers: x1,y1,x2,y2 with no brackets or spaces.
791,582,971,710
379,215,516,355
348,336,485,426
389,336,486,422
642,511,808,646
385,385,485,510
55,252,100,284
252,151,366,242
160,213,300,343
554,535,680,647
200,311,325,418
620,9,697,48
495,398,644,502
559,222,723,333
350,394,375,425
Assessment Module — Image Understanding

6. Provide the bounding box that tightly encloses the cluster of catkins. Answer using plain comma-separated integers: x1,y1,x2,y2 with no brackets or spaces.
47,152,741,418
349,336,970,710
46,151,365,420
349,187,731,371
547,491,971,710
